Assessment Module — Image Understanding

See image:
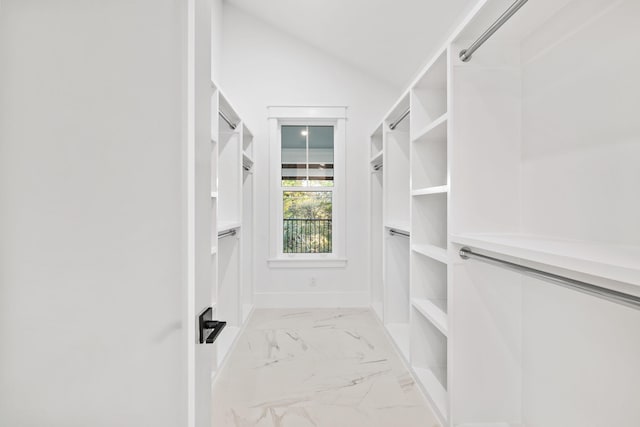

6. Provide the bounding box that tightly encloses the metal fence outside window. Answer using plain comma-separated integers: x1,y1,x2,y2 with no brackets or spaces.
283,218,332,253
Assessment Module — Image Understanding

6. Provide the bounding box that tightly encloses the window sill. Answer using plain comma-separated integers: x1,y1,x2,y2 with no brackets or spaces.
267,258,348,269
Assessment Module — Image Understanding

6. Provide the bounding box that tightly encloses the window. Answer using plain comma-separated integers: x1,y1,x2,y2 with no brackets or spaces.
268,107,347,267
281,125,334,254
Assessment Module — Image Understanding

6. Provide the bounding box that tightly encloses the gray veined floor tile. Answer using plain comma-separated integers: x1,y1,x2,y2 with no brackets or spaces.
212,308,440,427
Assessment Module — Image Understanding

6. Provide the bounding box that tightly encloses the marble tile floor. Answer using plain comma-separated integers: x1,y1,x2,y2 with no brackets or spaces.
211,308,441,427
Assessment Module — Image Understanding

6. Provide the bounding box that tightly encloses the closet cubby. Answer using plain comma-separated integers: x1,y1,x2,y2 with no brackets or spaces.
217,231,240,324
377,95,412,361
218,127,241,228
411,50,447,137
412,193,448,251
411,116,447,192
384,227,411,361
370,124,383,160
211,91,219,193
411,253,447,320
411,306,448,418
384,95,410,231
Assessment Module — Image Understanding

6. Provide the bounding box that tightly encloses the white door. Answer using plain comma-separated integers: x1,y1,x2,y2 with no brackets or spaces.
0,1,212,426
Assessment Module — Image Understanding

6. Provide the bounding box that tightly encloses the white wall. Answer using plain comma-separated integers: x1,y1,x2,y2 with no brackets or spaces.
0,1,188,425
219,4,398,307
211,0,223,81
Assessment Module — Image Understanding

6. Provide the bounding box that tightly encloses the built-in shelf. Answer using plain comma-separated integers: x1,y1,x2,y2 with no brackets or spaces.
412,113,448,142
412,193,447,249
385,223,410,234
412,185,448,196
451,233,640,288
412,244,448,264
216,325,240,368
412,298,448,336
217,221,241,234
413,367,448,422
370,150,383,165
385,322,410,361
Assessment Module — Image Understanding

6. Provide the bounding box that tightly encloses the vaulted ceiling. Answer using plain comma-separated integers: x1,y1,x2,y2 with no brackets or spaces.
224,0,479,89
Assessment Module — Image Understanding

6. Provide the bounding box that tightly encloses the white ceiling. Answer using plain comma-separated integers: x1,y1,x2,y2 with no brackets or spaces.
224,0,479,89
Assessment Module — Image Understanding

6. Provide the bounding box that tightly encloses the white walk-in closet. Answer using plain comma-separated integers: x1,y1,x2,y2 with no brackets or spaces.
1,0,638,426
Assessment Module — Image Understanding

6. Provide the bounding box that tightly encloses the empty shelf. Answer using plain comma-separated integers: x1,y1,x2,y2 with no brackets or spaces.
370,150,383,165
412,298,448,336
412,185,449,196
412,244,448,264
412,113,448,142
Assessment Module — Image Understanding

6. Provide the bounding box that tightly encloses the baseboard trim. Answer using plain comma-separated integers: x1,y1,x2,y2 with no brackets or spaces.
254,291,369,308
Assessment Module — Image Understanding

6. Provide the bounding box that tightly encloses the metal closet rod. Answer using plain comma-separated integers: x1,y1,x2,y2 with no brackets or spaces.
459,0,528,62
389,108,410,130
459,247,640,310
219,110,237,130
217,228,237,239
389,228,410,238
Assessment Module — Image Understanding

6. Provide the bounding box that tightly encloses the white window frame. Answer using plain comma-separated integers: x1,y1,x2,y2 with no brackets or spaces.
267,106,347,268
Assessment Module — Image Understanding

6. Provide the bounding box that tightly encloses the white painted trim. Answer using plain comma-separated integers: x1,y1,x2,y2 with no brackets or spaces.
254,292,369,308
186,1,196,426
267,258,348,268
267,106,347,119
268,107,347,266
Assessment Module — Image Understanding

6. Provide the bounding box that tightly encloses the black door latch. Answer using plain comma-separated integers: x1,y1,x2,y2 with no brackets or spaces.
198,307,227,344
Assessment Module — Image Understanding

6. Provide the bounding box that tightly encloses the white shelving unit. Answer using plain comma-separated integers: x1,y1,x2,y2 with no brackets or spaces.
241,123,255,324
210,86,255,373
370,0,640,426
370,125,384,320
409,47,450,425
376,95,413,370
